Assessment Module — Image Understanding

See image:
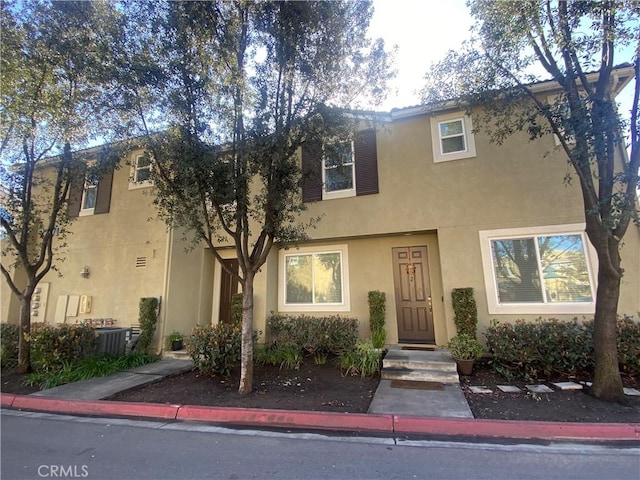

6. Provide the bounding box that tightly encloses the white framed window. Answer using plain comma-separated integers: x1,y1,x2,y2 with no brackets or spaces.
479,224,597,315
129,153,153,190
79,166,98,216
430,112,476,162
278,244,350,312
323,141,356,200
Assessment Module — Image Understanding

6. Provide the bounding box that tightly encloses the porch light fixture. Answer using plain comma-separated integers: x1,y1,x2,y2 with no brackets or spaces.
80,266,90,278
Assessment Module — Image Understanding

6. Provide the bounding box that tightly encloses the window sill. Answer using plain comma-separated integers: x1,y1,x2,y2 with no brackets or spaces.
128,181,153,191
279,303,351,313
487,302,595,316
322,189,356,200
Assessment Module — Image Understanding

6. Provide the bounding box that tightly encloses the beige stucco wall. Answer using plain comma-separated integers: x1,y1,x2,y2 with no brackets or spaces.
1,150,169,352
294,111,640,338
245,234,446,345
3,108,637,350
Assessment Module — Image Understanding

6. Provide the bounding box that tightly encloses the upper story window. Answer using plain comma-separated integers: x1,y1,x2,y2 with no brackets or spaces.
302,129,378,202
430,112,476,162
479,224,596,315
80,177,98,215
129,153,153,190
68,164,114,218
439,119,466,154
323,141,355,199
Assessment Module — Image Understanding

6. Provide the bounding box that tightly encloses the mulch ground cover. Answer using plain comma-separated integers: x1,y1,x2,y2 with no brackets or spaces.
461,361,640,423
2,360,639,423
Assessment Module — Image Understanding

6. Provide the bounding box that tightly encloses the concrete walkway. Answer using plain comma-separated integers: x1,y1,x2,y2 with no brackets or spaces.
30,359,192,401
369,380,473,418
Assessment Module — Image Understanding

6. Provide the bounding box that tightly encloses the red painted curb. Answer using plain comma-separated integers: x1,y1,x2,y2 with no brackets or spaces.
11,395,179,420
177,405,394,432
0,393,16,408
393,415,640,440
4,395,638,441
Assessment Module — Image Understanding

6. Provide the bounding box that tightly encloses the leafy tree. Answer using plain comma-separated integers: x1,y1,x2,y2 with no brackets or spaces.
0,1,121,372
122,0,393,393
423,0,639,401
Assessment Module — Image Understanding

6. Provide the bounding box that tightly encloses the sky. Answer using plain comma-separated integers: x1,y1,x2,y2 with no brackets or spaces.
369,0,473,110
369,0,637,123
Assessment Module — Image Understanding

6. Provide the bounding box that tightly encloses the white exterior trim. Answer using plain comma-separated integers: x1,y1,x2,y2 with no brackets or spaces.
479,223,597,315
430,111,476,162
278,244,350,313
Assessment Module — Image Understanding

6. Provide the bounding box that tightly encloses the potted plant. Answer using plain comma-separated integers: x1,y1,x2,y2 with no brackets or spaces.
166,331,184,351
446,333,483,375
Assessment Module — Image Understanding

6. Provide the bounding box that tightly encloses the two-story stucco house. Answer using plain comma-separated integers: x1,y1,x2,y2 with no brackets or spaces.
2,68,639,351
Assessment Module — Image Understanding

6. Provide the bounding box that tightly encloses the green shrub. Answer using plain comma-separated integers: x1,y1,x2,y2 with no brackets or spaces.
28,324,98,372
0,323,20,367
255,344,304,369
231,293,243,324
266,314,358,357
137,297,159,353
339,340,382,378
484,316,640,380
617,315,640,375
368,291,387,348
187,323,241,376
451,288,477,337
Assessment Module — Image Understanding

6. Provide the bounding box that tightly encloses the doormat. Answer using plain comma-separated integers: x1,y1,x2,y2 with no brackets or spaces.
401,346,436,351
390,380,444,390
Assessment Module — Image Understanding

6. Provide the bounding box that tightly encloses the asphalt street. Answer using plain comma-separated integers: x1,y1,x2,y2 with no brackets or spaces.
1,410,638,480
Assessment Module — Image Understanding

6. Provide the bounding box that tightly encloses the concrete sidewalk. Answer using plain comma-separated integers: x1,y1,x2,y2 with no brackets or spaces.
30,359,192,401
1,358,638,442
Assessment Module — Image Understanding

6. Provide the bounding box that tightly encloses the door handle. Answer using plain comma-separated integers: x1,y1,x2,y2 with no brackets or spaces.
427,296,432,314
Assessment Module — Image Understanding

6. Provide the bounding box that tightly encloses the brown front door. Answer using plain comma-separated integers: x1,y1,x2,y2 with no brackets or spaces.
392,246,435,343
218,259,239,324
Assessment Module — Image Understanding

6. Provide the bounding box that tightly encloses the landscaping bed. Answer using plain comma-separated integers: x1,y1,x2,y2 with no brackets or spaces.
3,360,638,423
106,361,639,423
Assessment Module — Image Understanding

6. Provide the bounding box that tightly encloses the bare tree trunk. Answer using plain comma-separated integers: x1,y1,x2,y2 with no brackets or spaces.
238,270,254,395
590,261,624,402
17,292,32,374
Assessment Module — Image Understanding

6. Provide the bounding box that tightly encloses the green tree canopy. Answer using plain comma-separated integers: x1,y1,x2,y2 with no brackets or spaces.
1,0,123,372
119,0,394,393
423,0,639,401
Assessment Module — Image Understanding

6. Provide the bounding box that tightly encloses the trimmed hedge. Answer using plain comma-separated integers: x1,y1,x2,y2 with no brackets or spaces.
27,323,98,372
266,314,358,357
452,287,477,337
186,323,241,376
484,315,640,380
368,291,387,348
136,297,159,353
0,323,20,367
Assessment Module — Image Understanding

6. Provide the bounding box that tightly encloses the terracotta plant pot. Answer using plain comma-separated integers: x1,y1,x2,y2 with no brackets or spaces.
455,358,475,376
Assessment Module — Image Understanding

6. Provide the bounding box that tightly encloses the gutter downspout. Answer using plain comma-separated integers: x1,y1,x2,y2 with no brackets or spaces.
158,227,174,354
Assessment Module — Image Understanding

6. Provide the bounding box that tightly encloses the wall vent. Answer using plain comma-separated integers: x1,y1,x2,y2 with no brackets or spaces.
135,256,147,268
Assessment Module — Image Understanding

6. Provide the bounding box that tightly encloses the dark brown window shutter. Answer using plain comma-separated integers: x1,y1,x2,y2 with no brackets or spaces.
94,167,114,214
67,166,85,218
354,129,378,196
301,142,322,202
